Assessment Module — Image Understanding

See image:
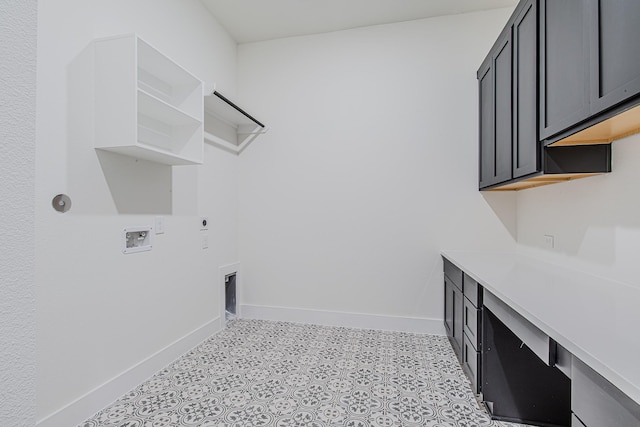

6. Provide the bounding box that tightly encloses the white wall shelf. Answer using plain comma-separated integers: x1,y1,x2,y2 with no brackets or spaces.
94,34,204,165
204,88,267,154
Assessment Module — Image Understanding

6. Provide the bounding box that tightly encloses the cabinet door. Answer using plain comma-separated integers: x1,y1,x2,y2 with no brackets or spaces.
572,356,640,427
540,0,590,140
453,284,464,359
589,0,640,114
444,277,454,336
479,31,513,189
512,0,539,178
478,61,495,189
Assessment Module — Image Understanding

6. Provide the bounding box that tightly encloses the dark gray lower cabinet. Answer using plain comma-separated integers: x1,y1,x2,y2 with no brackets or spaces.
443,259,464,362
462,331,480,393
443,275,463,361
462,273,482,394
443,260,482,389
452,284,463,360
444,277,454,335
572,357,640,427
442,255,640,427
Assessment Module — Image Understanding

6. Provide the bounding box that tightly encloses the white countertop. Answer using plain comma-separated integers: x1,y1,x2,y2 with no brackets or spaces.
441,250,640,405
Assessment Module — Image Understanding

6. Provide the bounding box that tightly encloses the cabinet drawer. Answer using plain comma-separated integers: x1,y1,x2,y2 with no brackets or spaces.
443,258,463,290
484,290,552,365
442,258,462,290
463,297,480,349
572,356,640,427
463,273,482,307
463,333,480,393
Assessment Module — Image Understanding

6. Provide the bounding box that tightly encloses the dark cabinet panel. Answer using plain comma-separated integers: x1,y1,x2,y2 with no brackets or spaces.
494,36,513,185
444,258,463,290
444,274,463,361
479,63,495,189
512,0,538,178
482,308,572,426
444,277,454,335
463,273,481,307
479,0,541,190
480,0,614,190
443,258,464,361
478,30,513,189
589,0,640,114
463,334,480,393
464,297,480,347
452,282,464,360
572,356,640,427
442,257,464,360
540,0,590,140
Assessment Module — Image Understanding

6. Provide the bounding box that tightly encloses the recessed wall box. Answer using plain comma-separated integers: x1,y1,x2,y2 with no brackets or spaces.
123,226,153,254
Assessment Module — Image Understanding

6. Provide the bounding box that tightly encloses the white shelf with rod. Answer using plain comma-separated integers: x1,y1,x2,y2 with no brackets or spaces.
94,34,204,165
203,86,267,154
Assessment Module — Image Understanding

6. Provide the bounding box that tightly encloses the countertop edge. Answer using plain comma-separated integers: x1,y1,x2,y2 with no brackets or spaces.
440,249,640,406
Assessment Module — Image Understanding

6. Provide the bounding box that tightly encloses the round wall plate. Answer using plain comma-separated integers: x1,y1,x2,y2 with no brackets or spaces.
52,194,71,213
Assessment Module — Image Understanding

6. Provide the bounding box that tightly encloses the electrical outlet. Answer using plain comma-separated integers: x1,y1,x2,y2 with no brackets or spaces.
544,234,555,249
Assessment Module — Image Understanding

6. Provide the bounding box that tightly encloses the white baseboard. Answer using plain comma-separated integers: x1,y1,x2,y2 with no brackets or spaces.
37,317,223,427
240,304,446,336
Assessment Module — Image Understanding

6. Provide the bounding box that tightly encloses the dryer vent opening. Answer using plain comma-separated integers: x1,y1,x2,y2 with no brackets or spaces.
225,273,236,321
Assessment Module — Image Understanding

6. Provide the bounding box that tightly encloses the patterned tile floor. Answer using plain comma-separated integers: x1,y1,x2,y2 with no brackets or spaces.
80,319,528,427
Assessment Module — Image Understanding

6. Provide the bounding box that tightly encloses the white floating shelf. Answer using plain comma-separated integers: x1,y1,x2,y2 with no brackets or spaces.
94,34,204,165
138,90,201,126
204,88,267,154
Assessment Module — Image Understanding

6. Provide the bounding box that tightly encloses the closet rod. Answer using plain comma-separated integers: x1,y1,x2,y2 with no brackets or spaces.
214,91,265,128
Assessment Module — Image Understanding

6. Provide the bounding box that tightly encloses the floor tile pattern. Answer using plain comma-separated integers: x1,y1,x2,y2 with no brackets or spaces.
80,319,527,427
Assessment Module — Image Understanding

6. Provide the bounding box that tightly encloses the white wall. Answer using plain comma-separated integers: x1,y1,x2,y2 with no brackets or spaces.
36,1,239,424
0,1,37,425
517,133,640,288
237,9,517,330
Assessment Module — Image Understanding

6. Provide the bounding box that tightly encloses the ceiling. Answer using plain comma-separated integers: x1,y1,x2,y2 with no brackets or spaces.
201,0,519,44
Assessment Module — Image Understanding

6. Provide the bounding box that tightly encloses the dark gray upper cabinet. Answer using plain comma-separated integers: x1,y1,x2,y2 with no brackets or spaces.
478,63,495,189
493,35,514,186
478,32,513,189
589,0,640,115
541,0,640,144
479,0,536,190
478,0,617,191
539,0,590,141
512,0,538,178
